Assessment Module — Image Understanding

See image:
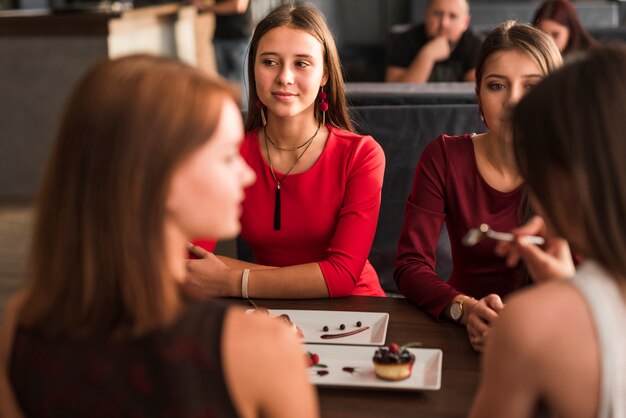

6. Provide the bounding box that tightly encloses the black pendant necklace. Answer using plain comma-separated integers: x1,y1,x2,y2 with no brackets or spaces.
263,121,321,230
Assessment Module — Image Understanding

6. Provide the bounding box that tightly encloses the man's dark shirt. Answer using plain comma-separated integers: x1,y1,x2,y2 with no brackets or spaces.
388,23,484,82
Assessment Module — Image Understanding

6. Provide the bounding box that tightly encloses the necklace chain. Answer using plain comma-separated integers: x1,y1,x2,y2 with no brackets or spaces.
263,120,321,187
265,128,314,151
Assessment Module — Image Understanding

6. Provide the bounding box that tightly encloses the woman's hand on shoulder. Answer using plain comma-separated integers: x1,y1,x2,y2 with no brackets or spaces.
184,246,240,298
495,216,575,283
223,308,319,418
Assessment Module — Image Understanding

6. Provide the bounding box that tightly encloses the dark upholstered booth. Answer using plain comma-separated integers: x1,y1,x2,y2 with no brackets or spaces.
346,82,477,106
351,103,485,294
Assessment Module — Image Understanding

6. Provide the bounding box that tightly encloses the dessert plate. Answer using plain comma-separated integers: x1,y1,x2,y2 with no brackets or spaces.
305,344,442,391
248,309,389,346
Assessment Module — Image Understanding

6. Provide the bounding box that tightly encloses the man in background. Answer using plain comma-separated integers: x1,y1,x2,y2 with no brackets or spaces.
386,0,482,82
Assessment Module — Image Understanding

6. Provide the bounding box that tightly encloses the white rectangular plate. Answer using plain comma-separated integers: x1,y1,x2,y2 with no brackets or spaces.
248,309,389,346
305,344,442,391
271,309,388,346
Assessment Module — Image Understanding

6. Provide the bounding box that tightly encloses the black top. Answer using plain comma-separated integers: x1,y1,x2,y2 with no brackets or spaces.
388,23,484,82
214,0,252,39
9,301,239,418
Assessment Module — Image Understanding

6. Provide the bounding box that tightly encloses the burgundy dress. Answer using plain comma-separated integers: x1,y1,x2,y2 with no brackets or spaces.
9,301,239,418
395,134,525,318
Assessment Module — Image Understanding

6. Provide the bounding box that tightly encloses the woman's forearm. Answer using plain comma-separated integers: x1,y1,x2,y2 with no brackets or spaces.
246,263,330,299
216,255,275,270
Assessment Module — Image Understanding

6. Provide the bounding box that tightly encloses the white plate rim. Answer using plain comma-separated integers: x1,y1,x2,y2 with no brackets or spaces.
258,309,390,346
304,344,443,391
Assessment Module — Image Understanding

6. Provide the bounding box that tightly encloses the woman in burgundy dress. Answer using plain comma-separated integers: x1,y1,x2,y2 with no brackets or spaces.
395,22,563,351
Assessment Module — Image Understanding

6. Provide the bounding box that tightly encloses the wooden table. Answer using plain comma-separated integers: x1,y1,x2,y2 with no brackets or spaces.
247,296,481,418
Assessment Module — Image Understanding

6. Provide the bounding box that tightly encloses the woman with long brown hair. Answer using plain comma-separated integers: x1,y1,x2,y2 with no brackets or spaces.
188,4,386,298
471,44,626,418
0,55,318,418
394,21,563,351
533,0,597,58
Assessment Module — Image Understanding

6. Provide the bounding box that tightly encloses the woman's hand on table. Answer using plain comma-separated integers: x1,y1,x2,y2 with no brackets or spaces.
495,215,575,283
184,245,240,298
464,294,504,352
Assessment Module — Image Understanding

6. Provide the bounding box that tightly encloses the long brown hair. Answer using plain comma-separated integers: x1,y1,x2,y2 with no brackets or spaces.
513,45,626,283
20,55,236,337
474,21,563,226
244,3,353,132
532,0,597,56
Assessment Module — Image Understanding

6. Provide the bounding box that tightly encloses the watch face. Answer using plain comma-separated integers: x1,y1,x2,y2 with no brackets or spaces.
450,302,462,321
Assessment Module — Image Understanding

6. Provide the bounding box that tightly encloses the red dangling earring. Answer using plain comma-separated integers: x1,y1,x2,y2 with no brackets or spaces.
256,99,267,126
317,87,328,125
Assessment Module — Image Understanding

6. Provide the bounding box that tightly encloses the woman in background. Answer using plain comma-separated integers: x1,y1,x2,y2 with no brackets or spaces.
533,0,597,58
188,4,386,299
0,55,318,418
395,22,562,351
471,45,626,418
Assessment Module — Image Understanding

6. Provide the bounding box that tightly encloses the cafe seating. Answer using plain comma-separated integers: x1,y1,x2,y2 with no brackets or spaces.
351,101,485,294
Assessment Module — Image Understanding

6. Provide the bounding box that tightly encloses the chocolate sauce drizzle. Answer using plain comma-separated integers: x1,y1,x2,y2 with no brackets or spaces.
320,326,370,339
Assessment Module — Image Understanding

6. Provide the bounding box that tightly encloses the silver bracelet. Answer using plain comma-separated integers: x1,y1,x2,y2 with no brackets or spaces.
241,268,251,299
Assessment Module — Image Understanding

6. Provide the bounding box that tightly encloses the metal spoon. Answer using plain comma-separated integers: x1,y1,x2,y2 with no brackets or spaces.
462,223,545,247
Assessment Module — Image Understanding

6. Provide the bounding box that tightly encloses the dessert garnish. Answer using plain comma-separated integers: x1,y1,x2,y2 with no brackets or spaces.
322,322,363,332
342,367,357,374
320,326,370,339
306,351,327,368
316,370,329,377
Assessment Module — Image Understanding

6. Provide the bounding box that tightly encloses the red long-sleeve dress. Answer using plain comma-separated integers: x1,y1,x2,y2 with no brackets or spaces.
239,125,386,297
395,134,526,317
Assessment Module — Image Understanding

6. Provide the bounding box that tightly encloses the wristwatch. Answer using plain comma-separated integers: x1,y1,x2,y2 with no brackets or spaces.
450,297,471,323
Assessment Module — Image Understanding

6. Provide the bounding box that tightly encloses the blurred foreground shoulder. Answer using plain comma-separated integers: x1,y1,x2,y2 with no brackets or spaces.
222,307,319,418
471,281,599,418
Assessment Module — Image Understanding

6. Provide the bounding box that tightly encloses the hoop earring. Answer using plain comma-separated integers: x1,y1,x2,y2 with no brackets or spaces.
256,99,267,126
317,86,328,125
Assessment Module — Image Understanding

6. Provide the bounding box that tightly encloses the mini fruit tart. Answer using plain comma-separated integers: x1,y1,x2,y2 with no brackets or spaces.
372,342,415,381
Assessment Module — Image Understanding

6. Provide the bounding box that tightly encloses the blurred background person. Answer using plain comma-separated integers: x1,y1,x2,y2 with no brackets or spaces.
193,0,252,103
533,0,597,58
386,0,483,82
